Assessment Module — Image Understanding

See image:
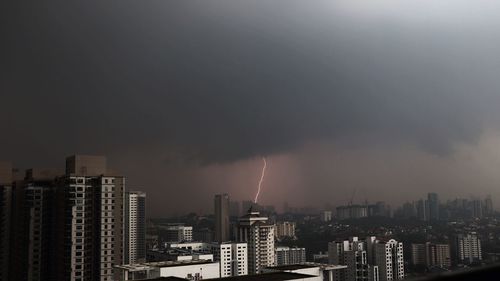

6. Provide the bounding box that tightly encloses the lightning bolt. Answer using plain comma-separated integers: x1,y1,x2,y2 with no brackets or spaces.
254,157,267,204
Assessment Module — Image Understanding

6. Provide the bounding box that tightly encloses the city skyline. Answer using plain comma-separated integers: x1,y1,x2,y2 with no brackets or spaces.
3,0,500,280
1,154,499,281
2,154,499,217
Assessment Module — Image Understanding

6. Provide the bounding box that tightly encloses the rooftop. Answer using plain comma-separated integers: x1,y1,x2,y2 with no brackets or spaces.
268,264,318,270
268,263,348,271
116,259,216,270
206,272,316,281
140,277,187,281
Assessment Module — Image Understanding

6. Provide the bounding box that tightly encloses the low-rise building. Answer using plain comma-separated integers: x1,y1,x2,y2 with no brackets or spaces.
115,260,220,281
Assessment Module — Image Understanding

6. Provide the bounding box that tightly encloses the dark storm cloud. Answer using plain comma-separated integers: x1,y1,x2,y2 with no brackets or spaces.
2,0,500,165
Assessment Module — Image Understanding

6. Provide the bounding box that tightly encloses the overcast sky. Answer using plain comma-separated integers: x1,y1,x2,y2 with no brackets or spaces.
2,0,500,216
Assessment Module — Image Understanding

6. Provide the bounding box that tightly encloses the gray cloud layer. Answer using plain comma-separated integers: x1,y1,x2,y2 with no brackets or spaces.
1,1,500,171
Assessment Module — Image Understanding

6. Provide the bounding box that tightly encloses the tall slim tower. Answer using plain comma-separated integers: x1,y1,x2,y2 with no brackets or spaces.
236,209,275,274
214,194,230,243
427,193,439,221
416,199,428,221
125,191,147,264
54,155,124,281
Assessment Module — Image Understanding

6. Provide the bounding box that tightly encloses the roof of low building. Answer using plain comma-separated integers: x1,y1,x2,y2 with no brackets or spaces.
141,277,187,281
268,264,319,270
206,272,316,281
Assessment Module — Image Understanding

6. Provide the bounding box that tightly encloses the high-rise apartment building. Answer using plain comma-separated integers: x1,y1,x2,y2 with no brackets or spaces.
455,233,482,264
275,246,306,266
236,209,275,274
336,205,368,220
125,191,147,264
210,242,248,277
429,243,451,268
322,211,333,222
2,167,64,281
275,221,296,239
215,194,230,243
2,156,125,281
411,244,426,266
365,237,404,281
411,243,451,268
54,155,125,281
328,237,377,281
19,169,61,281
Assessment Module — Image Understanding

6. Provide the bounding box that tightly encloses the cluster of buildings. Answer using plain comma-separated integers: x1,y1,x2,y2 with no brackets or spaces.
409,232,483,272
1,155,493,281
328,237,405,281
319,192,494,223
394,193,494,221
127,193,308,281
335,202,392,221
0,155,147,281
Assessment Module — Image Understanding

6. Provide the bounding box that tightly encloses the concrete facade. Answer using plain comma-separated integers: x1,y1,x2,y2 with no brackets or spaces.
125,191,147,264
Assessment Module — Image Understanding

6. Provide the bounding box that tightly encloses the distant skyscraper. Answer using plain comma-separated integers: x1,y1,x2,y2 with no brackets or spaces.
0,161,13,281
396,201,416,219
125,191,147,264
54,155,125,281
416,199,428,221
471,199,483,218
484,195,494,216
214,194,230,243
236,209,275,274
427,193,439,221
